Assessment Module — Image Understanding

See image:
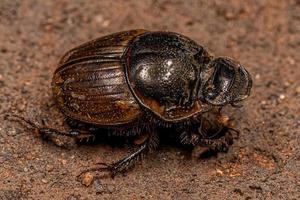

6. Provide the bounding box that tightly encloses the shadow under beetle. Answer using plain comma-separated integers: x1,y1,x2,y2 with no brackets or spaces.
12,30,252,178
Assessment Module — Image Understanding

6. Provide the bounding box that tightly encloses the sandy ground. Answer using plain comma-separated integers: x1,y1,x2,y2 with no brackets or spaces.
0,0,299,199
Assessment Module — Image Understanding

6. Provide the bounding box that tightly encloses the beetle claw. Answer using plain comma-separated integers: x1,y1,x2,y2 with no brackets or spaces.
78,143,150,180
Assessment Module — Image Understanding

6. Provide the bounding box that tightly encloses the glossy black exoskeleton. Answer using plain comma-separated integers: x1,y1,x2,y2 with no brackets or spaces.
11,30,252,178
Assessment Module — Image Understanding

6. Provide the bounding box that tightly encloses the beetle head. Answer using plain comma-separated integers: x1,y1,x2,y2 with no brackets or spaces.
200,57,252,106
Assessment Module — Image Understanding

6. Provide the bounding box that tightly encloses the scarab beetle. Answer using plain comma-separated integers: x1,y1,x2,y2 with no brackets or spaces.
13,30,252,177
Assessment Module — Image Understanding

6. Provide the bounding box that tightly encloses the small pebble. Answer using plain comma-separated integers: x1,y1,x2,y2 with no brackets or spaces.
94,15,104,23
284,81,291,87
61,159,67,165
24,167,28,172
94,180,105,194
216,169,224,176
66,195,80,200
296,86,300,94
279,94,285,100
46,164,54,172
102,20,110,27
41,179,48,184
287,57,295,65
225,11,235,20
82,172,94,187
25,154,33,160
106,185,115,194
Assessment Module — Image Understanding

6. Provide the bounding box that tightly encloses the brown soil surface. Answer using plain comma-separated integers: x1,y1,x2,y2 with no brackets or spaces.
1,0,299,199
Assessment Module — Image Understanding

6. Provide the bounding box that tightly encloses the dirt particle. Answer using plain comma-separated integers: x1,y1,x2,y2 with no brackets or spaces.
41,178,48,184
94,180,105,194
66,194,81,200
93,14,110,27
0,48,8,53
252,153,275,170
249,185,262,192
229,172,241,177
0,76,4,88
216,169,224,176
60,159,67,165
233,188,243,195
295,86,300,95
284,81,291,87
102,20,110,27
94,15,104,23
0,189,24,199
93,180,115,194
286,57,295,65
25,154,33,160
82,172,94,187
106,185,115,194
279,94,285,100
46,164,54,172
24,167,28,172
0,157,4,164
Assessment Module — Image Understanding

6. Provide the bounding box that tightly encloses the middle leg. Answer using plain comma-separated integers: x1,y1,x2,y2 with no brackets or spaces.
78,128,159,178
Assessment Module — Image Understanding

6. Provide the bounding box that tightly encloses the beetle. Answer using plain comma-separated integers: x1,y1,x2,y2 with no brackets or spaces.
12,30,252,177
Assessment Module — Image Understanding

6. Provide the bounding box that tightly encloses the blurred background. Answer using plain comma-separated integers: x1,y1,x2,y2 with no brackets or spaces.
0,0,299,199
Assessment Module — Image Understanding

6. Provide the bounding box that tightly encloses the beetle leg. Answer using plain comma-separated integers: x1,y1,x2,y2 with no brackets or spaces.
79,143,147,178
179,116,217,146
196,125,238,157
179,131,200,146
78,131,159,178
37,128,96,144
199,115,234,149
198,129,234,153
6,114,95,145
180,115,238,157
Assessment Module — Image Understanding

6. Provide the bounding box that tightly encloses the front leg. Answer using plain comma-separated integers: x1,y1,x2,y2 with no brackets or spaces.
179,115,237,156
198,127,234,153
